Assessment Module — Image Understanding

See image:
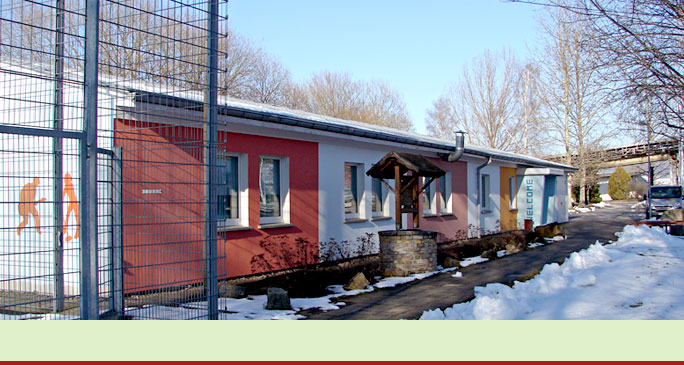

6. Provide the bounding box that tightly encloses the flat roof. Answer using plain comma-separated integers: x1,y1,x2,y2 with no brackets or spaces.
131,90,577,172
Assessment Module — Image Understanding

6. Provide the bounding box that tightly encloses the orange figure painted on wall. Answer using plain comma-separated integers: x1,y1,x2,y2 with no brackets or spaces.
16,177,47,235
63,173,79,242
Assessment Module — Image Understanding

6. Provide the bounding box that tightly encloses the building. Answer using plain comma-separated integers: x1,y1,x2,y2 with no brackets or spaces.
0,63,576,295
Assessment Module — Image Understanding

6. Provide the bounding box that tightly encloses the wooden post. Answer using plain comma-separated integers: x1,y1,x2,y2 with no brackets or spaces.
394,164,401,230
412,182,419,228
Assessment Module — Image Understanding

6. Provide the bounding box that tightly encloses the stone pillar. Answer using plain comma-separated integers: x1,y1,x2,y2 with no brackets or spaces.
378,230,438,277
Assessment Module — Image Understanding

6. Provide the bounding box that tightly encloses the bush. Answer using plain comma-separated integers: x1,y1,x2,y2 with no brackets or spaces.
572,184,601,204
608,167,631,200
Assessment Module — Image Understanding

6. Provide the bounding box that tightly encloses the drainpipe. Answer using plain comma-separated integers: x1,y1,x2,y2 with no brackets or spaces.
476,156,492,238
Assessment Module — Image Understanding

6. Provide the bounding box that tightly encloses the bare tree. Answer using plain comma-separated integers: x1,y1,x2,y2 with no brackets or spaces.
514,0,684,137
293,71,414,131
426,49,522,151
537,1,613,204
516,62,547,156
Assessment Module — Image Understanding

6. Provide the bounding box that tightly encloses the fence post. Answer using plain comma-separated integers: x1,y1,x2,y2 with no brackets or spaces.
204,0,220,320
111,147,124,316
52,0,65,313
80,0,100,320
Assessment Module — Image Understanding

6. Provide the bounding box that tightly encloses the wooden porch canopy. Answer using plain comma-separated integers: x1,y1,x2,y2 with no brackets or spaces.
366,151,445,230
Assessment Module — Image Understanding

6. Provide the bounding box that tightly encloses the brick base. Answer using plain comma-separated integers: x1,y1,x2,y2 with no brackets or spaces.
378,230,438,277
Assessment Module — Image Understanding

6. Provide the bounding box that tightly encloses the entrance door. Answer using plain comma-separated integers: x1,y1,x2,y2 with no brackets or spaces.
542,175,557,224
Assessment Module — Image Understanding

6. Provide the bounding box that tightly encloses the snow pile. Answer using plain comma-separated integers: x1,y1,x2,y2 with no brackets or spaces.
631,201,646,210
420,224,684,320
460,256,489,267
570,201,610,214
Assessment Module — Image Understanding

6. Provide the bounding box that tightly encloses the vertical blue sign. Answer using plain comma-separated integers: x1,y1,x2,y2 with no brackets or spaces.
518,175,543,229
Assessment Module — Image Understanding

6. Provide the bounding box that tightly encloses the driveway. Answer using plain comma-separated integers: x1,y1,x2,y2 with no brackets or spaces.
302,200,644,320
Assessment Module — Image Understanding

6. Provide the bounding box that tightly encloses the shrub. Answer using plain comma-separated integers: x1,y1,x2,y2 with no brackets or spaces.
608,167,631,200
572,184,601,204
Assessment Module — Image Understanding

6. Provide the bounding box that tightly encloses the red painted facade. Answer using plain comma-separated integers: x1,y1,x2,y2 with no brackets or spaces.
412,158,469,242
217,131,319,278
115,120,318,293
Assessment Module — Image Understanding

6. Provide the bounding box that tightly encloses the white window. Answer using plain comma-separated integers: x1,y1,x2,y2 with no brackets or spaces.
218,152,248,228
371,177,388,217
260,156,290,225
344,163,364,220
509,175,517,210
423,177,436,215
481,174,491,210
439,172,452,214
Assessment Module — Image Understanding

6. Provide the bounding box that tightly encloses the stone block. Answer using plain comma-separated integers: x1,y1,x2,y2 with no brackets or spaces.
266,287,291,310
344,272,370,290
220,284,246,299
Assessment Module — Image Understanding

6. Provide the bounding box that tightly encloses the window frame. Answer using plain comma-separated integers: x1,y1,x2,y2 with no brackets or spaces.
217,152,248,229
259,155,290,225
371,177,389,218
344,162,365,221
509,175,517,210
423,176,437,215
439,172,452,214
481,173,491,211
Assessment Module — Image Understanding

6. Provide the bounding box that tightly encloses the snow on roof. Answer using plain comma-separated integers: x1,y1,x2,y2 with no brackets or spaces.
130,88,577,171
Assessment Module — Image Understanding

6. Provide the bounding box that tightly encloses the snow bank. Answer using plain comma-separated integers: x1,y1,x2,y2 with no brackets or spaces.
421,224,684,320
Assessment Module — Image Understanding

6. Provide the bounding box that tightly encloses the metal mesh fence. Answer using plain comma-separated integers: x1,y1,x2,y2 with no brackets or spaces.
1,0,226,319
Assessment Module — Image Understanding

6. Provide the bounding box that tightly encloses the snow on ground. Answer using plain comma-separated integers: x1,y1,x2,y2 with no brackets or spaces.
420,224,684,320
460,256,489,267
3,237,569,320
570,201,610,214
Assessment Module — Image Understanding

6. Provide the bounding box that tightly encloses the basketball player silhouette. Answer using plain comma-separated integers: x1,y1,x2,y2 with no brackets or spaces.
63,173,79,242
17,177,47,235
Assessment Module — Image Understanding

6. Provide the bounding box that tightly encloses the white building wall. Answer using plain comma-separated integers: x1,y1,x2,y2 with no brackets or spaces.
318,141,396,260
555,173,569,223
0,66,116,295
466,160,501,237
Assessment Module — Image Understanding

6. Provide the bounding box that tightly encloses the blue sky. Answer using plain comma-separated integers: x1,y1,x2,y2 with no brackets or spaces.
226,0,544,134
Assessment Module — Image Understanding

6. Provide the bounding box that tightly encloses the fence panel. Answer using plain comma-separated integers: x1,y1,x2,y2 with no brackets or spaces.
1,0,226,320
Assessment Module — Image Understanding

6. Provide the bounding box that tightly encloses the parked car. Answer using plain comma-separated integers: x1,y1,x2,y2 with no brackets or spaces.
646,185,683,219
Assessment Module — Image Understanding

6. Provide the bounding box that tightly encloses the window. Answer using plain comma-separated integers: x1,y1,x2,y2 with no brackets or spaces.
439,172,452,214
481,174,491,210
371,177,386,217
423,177,436,215
260,156,289,225
344,163,364,220
509,175,517,210
218,153,247,228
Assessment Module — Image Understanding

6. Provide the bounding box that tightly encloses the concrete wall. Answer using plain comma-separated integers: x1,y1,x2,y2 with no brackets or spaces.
318,141,395,260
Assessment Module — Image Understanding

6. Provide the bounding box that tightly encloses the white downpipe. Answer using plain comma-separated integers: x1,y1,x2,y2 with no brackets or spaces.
476,156,493,238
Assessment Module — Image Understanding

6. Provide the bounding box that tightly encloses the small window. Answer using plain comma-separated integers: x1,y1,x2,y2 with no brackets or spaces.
218,153,247,228
509,175,517,210
423,177,436,215
439,172,452,214
372,177,387,217
344,163,364,220
481,174,491,210
260,156,289,225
